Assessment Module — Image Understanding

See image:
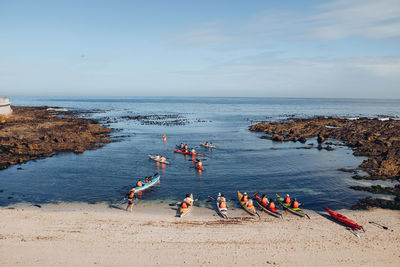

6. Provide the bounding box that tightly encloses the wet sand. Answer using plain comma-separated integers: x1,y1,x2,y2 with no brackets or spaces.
1,203,399,266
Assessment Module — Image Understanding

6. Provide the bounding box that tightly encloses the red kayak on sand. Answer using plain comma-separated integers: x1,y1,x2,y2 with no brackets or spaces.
326,207,364,231
173,149,204,156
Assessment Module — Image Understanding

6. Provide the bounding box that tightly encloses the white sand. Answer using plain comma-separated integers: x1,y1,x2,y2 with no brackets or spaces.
0,203,399,266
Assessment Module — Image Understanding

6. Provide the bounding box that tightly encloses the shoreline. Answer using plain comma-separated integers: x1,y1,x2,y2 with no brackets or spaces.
1,203,399,266
249,117,400,209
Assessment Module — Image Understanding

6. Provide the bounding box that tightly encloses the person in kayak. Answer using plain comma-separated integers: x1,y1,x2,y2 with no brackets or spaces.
205,141,209,146
195,159,203,168
154,153,160,161
180,143,184,149
267,199,276,210
284,194,291,204
217,193,227,208
145,176,152,183
241,192,248,202
124,188,136,212
246,198,254,208
261,194,269,205
160,155,166,162
184,144,188,151
191,148,196,155
136,179,143,187
291,198,300,208
181,194,193,209
163,134,166,141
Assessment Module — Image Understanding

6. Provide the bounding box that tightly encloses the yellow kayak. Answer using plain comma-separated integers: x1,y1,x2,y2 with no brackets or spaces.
238,191,258,217
179,193,194,217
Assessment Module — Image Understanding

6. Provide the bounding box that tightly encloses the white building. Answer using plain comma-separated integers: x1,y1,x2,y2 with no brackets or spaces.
0,97,12,115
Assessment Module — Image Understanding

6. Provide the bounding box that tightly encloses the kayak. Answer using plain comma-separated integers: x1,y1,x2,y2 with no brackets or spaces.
276,194,310,219
216,195,228,219
237,191,258,217
179,193,194,218
200,143,217,149
253,193,282,218
134,174,160,192
148,155,170,165
173,149,204,156
192,159,205,170
326,207,363,231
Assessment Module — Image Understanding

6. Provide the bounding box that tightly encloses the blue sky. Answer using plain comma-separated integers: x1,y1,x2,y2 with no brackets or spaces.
1,0,400,98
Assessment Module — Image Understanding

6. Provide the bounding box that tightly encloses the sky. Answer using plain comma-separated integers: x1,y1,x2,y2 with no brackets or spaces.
1,0,400,98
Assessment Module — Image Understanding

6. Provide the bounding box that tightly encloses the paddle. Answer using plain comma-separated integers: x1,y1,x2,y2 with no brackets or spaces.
208,196,215,200
369,221,387,230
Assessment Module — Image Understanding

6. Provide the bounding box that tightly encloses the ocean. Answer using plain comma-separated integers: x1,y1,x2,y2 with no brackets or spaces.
1,97,399,209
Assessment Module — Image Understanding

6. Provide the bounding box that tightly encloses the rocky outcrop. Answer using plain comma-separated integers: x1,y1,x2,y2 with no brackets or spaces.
0,106,112,170
249,116,400,209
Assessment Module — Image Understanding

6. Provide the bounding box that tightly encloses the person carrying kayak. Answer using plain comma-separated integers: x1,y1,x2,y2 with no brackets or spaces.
154,153,160,161
124,188,136,212
291,198,300,208
217,193,227,209
136,179,143,187
284,194,291,204
241,192,248,202
181,194,193,209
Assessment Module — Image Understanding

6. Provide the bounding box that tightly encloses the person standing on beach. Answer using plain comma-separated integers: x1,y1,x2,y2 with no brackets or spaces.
124,188,136,212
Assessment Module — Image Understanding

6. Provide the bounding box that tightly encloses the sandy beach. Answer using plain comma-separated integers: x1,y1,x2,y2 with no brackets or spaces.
1,203,399,266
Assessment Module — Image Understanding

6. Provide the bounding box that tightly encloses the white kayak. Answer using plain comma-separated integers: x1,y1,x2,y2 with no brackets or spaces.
200,143,217,149
148,155,170,165
216,196,228,219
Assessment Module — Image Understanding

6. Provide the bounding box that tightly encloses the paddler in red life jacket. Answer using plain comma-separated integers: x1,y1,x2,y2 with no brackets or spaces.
284,194,291,204
261,194,269,205
195,159,203,168
217,193,226,209
184,144,188,151
267,199,276,210
191,148,196,155
291,198,300,208
181,194,193,209
154,153,160,161
124,188,136,212
144,176,152,183
241,192,248,202
180,143,184,149
136,179,143,187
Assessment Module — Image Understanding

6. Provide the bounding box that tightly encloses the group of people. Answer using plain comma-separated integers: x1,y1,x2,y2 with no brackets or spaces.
124,175,155,212
177,143,197,155
153,153,167,163
283,194,300,208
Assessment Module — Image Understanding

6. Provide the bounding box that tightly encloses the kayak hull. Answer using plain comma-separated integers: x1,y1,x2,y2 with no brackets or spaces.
326,207,362,230
238,191,258,216
134,175,160,192
276,194,309,218
179,193,194,217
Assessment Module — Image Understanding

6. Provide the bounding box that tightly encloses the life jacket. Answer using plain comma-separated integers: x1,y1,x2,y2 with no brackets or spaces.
180,144,184,148
268,202,275,209
137,181,143,187
128,191,134,199
284,197,291,204
145,179,151,183
246,200,254,208
219,201,227,208
241,196,248,202
292,201,299,208
261,197,268,205
191,150,196,154
197,161,203,167
181,202,188,209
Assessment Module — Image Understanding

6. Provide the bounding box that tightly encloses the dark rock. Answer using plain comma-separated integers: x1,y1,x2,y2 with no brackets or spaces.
298,136,307,143
272,134,284,142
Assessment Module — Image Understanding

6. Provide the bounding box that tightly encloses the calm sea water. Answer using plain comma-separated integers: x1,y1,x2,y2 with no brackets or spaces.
1,97,399,209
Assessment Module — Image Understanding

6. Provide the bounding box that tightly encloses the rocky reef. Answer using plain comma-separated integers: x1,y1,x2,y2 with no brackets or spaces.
0,106,112,170
249,116,400,209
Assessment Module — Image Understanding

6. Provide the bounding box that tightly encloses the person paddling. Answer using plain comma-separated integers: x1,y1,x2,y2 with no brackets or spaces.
261,194,269,205
124,188,136,212
191,148,196,155
154,153,160,161
136,179,143,187
195,159,203,169
181,194,193,209
145,176,152,183
246,198,254,208
267,199,276,210
160,155,166,163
